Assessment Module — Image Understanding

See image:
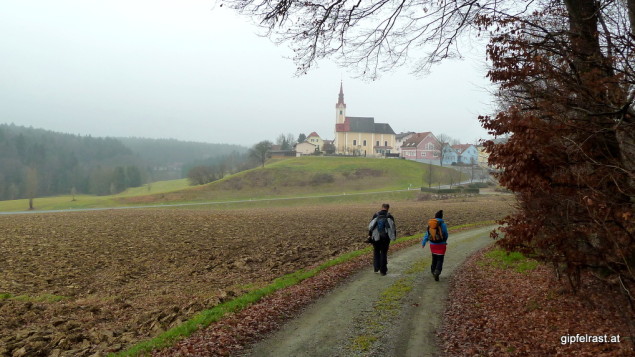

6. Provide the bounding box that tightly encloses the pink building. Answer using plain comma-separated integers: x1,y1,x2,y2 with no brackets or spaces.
400,132,441,161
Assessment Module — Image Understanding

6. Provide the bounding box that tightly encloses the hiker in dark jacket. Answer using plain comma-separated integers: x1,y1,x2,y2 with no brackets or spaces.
422,210,449,281
368,203,397,276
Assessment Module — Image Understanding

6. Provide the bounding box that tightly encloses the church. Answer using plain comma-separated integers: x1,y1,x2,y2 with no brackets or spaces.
333,83,396,157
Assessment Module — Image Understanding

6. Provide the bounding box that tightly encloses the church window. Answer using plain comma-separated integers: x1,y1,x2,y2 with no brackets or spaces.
353,140,357,146
384,141,388,146
363,140,367,146
376,141,380,146
340,110,343,114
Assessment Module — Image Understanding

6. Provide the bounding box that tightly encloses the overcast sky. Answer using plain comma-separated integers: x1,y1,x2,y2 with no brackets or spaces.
1,0,495,147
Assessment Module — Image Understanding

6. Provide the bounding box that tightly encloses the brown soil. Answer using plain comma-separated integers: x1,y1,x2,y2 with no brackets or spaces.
0,196,512,356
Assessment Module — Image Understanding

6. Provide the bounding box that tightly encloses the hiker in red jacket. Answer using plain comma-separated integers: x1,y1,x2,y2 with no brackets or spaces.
422,210,449,281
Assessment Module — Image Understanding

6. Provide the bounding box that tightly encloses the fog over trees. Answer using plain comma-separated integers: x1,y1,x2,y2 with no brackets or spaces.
0,124,248,199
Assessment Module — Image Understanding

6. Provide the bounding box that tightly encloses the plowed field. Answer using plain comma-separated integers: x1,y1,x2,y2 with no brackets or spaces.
0,196,513,356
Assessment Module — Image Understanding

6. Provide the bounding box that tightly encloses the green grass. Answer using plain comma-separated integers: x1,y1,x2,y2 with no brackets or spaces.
480,248,539,273
351,335,378,352
116,179,189,197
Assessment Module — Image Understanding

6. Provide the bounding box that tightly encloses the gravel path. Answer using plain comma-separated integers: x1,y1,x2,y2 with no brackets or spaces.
239,226,496,357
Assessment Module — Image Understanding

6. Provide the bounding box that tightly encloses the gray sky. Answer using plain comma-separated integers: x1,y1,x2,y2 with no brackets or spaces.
1,0,494,146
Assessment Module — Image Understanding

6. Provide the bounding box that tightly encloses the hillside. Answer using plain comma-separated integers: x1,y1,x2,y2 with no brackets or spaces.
118,156,468,205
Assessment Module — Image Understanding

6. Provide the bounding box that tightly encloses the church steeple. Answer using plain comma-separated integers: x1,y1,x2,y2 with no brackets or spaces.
335,81,346,124
337,81,345,106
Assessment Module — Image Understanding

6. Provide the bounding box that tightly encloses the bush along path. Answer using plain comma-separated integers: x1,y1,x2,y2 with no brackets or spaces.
137,224,494,357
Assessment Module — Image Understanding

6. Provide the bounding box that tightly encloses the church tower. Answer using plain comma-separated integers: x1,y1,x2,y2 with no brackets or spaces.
335,81,346,124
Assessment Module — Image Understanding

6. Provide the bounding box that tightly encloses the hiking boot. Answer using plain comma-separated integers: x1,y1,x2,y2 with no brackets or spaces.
380,272,387,276
433,270,440,281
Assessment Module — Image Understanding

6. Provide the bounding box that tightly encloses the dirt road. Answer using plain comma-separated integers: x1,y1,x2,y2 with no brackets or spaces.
239,226,496,357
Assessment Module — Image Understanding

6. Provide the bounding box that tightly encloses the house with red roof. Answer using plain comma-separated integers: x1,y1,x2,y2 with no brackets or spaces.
395,132,416,155
305,132,324,151
400,132,441,163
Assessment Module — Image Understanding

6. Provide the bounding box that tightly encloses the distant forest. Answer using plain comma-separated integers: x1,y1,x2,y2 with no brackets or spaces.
0,124,248,200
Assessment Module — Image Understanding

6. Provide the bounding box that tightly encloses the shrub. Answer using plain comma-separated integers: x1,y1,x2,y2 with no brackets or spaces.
310,173,335,185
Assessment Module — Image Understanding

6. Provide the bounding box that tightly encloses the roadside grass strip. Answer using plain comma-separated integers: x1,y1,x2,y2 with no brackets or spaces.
478,248,539,273
113,221,496,357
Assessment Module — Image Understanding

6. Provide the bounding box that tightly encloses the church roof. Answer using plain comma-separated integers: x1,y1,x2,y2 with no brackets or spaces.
336,117,396,135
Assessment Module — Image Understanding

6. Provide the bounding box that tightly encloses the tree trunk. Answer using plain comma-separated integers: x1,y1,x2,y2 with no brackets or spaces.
564,0,633,193
563,0,605,74
621,0,635,189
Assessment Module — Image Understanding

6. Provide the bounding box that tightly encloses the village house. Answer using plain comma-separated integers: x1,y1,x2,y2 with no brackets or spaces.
268,144,295,158
333,83,396,157
295,141,318,156
400,132,441,163
395,132,416,156
305,132,324,151
441,144,459,165
452,144,479,165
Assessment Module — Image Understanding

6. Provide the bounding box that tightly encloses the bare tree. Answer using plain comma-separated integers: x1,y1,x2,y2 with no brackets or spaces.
223,0,523,78
435,133,453,167
25,167,37,210
286,133,296,147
